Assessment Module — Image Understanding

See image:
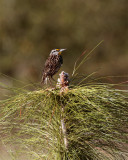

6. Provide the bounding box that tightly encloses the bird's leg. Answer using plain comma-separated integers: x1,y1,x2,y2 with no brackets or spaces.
49,78,54,88
49,78,57,90
45,78,54,91
51,77,58,89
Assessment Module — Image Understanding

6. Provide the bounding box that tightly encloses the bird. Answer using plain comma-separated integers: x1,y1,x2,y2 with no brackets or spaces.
56,71,70,94
41,49,66,85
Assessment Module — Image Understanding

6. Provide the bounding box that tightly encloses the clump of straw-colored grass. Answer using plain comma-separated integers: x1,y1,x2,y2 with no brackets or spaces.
0,83,128,160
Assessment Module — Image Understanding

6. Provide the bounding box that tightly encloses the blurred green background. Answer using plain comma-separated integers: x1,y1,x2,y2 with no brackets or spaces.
0,0,128,85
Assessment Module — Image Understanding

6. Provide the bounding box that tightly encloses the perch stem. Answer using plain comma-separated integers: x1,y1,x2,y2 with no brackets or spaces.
61,106,68,149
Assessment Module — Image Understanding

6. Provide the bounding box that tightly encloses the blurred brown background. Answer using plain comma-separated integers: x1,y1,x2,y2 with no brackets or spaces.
0,0,128,85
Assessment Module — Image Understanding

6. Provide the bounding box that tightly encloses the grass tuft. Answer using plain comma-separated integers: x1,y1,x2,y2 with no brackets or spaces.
0,84,128,159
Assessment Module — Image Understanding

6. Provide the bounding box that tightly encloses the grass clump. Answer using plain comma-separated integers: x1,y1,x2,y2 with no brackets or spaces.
0,84,128,160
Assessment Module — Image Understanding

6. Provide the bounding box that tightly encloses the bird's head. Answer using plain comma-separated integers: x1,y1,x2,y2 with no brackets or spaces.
50,49,66,55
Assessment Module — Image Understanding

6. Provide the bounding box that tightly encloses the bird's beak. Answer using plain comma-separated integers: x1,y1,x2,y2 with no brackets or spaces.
59,49,66,55
60,49,66,52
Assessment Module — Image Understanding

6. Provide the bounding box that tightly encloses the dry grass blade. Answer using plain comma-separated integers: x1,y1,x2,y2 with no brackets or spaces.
72,40,104,77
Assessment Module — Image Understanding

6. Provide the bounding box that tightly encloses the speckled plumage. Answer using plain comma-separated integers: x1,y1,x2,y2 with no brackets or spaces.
41,50,64,84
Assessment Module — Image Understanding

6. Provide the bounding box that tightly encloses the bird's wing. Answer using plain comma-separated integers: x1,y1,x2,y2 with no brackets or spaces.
42,55,57,74
42,54,63,80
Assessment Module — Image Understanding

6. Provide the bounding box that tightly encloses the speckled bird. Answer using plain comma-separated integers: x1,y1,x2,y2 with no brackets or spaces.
41,49,66,84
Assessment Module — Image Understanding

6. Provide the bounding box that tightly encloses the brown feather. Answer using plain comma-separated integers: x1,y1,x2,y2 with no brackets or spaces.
41,54,63,84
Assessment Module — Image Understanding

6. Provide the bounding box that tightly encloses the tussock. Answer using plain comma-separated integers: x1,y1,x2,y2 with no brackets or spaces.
0,84,128,159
